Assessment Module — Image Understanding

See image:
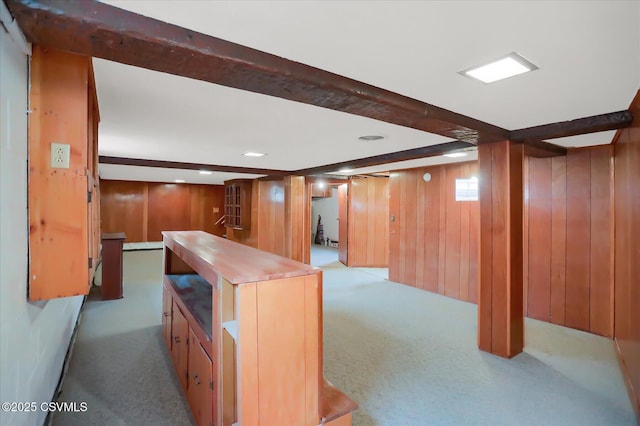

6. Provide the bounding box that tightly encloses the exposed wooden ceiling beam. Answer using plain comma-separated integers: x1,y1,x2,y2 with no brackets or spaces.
99,156,290,176
293,141,474,175
510,110,633,142
6,0,509,145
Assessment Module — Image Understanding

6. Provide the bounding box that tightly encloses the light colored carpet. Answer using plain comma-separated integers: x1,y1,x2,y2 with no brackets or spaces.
53,248,635,426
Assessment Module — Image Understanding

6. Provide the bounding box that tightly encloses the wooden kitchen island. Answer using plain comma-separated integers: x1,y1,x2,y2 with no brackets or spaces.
161,231,356,426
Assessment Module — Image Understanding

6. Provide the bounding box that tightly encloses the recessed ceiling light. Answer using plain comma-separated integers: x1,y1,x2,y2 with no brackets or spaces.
443,152,468,158
358,135,384,141
243,152,266,157
199,170,213,175
460,52,538,84
174,179,185,183
338,168,354,173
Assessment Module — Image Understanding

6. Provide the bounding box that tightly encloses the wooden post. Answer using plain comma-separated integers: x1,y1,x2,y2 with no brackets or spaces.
284,176,310,263
478,140,524,358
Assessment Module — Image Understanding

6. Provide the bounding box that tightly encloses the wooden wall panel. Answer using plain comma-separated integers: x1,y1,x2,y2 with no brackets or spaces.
388,162,478,302
613,91,640,420
524,146,613,337
258,180,285,256
526,158,552,321
549,157,567,325
338,184,349,266
100,180,225,242
565,150,592,332
147,183,192,241
346,177,389,267
284,176,308,263
100,180,146,242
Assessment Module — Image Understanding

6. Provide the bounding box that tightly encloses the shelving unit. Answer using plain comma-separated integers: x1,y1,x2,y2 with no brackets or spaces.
161,231,356,426
224,179,252,230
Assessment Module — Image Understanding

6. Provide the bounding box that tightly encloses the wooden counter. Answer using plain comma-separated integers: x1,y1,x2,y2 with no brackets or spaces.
161,231,356,426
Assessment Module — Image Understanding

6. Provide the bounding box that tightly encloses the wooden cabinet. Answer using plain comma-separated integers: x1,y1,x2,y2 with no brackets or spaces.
188,328,214,426
28,45,100,300
162,287,173,350
224,179,252,230
162,231,356,426
172,302,190,391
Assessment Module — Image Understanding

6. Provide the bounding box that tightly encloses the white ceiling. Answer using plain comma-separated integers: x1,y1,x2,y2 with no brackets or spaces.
96,0,640,185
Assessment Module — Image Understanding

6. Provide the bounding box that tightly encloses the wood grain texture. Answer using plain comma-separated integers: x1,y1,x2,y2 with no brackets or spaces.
477,141,524,358
256,278,307,424
550,157,567,325
164,231,319,285
101,180,225,242
388,163,478,301
171,302,189,391
28,46,92,300
284,176,308,263
526,157,552,321
613,91,640,420
338,184,349,266
346,177,389,267
237,283,258,426
524,147,613,337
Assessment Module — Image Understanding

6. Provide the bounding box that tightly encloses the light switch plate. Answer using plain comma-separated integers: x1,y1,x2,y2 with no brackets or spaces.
50,142,70,169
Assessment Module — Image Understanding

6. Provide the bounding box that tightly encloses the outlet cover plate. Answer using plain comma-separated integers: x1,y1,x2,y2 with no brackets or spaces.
50,142,70,169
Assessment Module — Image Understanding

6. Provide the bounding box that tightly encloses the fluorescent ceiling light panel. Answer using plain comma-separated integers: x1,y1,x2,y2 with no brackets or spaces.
443,152,468,158
174,179,185,183
199,170,213,175
243,152,266,157
461,52,538,84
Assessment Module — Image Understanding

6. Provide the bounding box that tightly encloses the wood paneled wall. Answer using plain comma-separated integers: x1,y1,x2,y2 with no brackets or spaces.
524,146,614,337
389,162,479,302
613,92,640,419
100,180,225,242
347,177,389,267
227,180,286,257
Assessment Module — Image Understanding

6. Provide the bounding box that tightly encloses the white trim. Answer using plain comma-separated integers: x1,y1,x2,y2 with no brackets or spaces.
0,1,31,56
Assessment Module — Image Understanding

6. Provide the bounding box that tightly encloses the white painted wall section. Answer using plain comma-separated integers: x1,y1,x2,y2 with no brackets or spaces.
0,20,84,426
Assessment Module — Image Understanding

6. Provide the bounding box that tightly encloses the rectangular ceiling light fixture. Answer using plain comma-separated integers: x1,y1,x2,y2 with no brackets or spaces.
460,52,538,84
243,152,266,157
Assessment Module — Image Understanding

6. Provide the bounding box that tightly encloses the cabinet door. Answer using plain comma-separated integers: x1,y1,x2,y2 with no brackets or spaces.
162,288,172,350
171,302,189,391
188,328,213,426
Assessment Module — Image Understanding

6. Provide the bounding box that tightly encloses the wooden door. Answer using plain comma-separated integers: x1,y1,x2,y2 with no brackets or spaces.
162,288,172,350
171,302,189,391
338,184,349,265
188,328,213,426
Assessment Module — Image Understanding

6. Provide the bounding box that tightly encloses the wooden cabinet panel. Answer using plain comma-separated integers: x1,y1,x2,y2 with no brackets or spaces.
28,46,99,300
162,287,172,350
224,179,252,230
172,302,189,391
162,231,355,426
188,328,213,426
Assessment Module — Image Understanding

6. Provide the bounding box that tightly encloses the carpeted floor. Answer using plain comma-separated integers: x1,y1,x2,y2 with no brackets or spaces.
52,248,636,426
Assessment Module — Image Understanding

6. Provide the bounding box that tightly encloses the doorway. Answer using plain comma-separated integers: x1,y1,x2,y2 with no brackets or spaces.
309,180,346,267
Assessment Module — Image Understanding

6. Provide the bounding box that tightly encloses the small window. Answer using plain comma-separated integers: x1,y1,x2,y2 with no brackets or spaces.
455,177,478,201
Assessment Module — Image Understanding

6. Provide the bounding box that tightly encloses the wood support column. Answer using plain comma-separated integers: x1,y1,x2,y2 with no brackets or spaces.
284,176,310,263
478,140,525,358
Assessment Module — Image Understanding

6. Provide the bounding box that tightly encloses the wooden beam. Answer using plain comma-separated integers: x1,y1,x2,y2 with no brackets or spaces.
478,140,524,358
6,0,509,145
98,156,289,176
294,141,474,175
511,110,633,142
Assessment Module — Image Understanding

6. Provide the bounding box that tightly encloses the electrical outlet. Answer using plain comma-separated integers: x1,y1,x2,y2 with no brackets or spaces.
50,142,70,169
